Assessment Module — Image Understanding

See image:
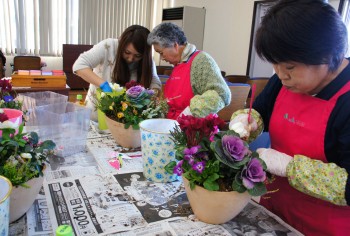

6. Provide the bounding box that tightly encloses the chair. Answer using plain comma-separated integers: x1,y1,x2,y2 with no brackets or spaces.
163,68,173,76
156,66,173,75
159,75,169,84
217,83,251,122
12,56,42,72
63,44,93,89
246,77,270,105
225,75,249,84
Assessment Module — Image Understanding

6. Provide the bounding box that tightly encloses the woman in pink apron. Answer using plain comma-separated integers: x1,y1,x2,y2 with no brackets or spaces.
147,22,231,119
230,0,350,234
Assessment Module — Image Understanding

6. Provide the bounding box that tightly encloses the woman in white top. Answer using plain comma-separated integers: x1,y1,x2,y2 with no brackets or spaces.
73,25,161,121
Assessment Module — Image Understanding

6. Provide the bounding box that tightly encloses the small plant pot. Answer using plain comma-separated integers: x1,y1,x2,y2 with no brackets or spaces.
10,175,44,223
105,115,141,148
183,177,251,224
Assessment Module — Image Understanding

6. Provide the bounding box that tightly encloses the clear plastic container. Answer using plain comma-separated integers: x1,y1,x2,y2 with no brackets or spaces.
25,102,91,157
16,91,68,125
17,91,68,112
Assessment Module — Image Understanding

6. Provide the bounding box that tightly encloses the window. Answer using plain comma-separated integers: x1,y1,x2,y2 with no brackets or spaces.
0,0,152,56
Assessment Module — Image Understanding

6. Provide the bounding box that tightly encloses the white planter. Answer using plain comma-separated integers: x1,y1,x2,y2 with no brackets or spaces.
9,176,44,223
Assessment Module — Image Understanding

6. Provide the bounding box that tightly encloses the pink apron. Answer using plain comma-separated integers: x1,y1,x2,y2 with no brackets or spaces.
164,51,200,120
261,81,350,235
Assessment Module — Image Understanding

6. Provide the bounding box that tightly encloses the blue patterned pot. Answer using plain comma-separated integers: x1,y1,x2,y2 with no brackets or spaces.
139,119,178,182
0,176,12,236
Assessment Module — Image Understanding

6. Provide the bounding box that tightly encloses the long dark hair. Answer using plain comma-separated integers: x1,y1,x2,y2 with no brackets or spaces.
112,25,152,88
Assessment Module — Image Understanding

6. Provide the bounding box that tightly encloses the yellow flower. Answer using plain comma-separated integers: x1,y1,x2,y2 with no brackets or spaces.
117,112,124,118
121,102,128,111
133,109,138,115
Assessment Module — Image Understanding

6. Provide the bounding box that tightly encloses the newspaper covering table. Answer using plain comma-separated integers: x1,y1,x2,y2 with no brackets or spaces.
9,122,303,236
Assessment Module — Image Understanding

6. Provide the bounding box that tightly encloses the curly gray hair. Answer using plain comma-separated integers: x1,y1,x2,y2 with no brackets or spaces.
147,22,187,48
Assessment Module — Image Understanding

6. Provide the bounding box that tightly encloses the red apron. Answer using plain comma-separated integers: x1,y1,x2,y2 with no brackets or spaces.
261,81,350,235
164,51,200,119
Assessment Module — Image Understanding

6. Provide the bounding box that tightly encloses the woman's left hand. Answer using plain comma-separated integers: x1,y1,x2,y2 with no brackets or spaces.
256,148,293,177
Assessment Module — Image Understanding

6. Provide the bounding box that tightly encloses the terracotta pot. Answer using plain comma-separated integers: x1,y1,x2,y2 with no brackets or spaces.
183,177,251,224
104,115,141,148
9,175,44,223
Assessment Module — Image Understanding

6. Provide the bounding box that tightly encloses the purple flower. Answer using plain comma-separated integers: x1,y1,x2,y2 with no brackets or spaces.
184,145,201,166
3,95,13,102
192,161,206,173
146,89,155,96
173,160,184,176
242,158,266,189
184,145,201,155
126,85,145,98
222,135,248,161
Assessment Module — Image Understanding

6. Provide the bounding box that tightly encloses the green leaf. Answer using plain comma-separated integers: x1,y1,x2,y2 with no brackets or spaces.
164,161,177,174
232,180,246,193
203,179,219,191
247,182,267,196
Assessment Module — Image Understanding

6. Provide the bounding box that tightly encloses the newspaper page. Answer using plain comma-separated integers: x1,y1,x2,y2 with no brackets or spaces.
89,147,143,174
26,188,54,236
45,151,100,181
44,172,191,236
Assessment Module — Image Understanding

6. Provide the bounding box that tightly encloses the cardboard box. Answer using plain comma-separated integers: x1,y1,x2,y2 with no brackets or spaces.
11,72,66,88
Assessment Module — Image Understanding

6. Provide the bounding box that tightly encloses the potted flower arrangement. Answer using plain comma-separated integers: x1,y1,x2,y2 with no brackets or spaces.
164,113,268,224
96,81,168,148
0,77,22,110
0,109,56,222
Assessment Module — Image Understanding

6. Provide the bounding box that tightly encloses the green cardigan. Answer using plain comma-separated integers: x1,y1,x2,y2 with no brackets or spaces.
181,43,231,117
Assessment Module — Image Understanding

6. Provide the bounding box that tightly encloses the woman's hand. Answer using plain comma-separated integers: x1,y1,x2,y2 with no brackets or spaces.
100,81,113,92
256,148,293,177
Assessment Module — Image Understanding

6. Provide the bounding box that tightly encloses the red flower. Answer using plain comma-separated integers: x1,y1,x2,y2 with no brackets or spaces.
177,114,225,147
0,112,9,122
125,80,139,89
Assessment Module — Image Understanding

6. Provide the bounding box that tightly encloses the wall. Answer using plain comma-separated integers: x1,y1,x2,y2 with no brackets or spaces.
159,0,341,76
4,0,341,78
161,0,252,75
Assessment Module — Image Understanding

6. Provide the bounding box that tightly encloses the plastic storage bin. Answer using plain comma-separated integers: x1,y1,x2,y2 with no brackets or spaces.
17,91,68,112
25,102,91,157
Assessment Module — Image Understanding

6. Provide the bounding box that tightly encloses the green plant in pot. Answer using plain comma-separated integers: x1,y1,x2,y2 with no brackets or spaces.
95,81,168,148
0,108,56,222
165,113,269,224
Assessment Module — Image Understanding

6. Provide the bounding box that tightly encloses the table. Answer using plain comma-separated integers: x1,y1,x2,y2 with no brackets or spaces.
9,122,303,236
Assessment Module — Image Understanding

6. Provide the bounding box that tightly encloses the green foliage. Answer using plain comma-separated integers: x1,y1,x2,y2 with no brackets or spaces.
0,121,56,187
95,84,168,129
164,114,268,196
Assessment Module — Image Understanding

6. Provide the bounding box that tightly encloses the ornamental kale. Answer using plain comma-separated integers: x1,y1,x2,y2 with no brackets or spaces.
165,114,268,196
95,82,168,129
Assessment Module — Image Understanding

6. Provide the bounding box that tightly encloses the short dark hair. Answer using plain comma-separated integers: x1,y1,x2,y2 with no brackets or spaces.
147,22,187,48
255,0,348,71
